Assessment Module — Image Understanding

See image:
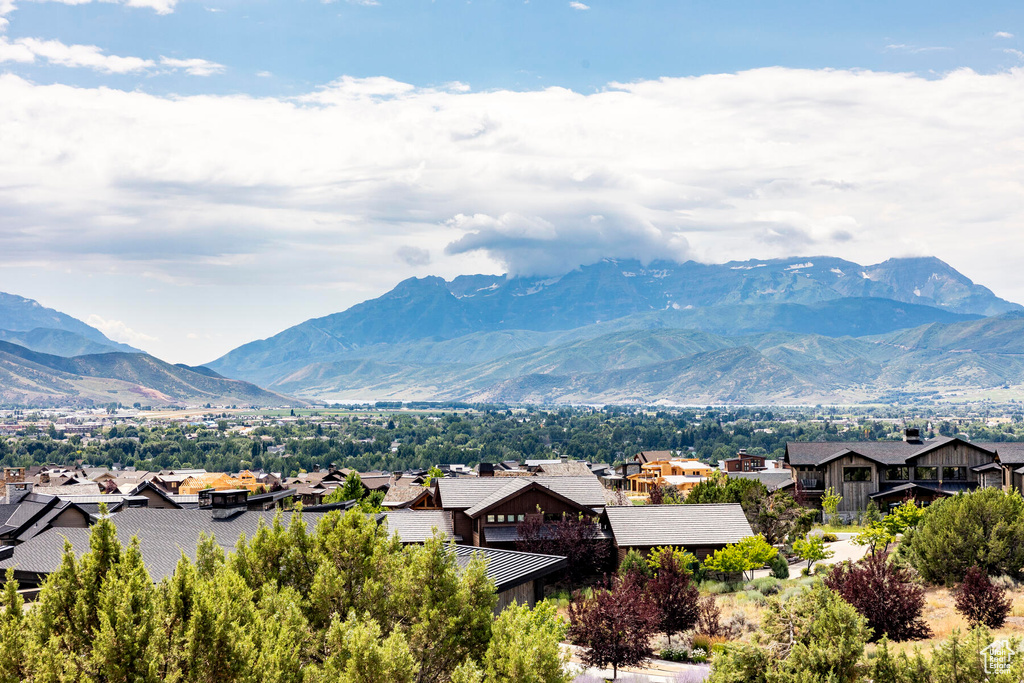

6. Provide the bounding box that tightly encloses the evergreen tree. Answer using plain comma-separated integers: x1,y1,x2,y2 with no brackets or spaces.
0,570,26,683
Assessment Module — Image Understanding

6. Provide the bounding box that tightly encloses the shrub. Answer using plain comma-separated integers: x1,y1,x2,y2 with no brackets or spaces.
954,566,1012,629
820,532,839,543
904,488,1024,584
690,633,712,652
768,553,790,580
618,548,652,582
751,576,781,595
695,596,721,637
698,580,731,594
824,553,931,641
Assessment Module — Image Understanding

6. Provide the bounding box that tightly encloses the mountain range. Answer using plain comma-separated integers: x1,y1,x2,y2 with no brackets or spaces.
205,256,1024,404
0,295,294,407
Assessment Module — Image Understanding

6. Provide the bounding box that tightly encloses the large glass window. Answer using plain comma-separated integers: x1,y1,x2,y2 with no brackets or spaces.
885,467,910,481
942,466,967,480
843,467,872,482
915,466,938,480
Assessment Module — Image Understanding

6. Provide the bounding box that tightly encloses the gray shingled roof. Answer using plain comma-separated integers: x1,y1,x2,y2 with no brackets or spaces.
727,472,795,492
379,510,458,542
785,437,1000,467
604,504,753,548
0,509,330,581
438,476,606,511
453,545,567,593
465,479,533,517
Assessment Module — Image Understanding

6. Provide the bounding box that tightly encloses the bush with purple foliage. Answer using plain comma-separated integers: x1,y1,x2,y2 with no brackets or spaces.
954,566,1012,628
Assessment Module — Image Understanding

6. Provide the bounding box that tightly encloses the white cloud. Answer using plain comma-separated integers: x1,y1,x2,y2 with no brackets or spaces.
2,66,1024,355
256,70,272,78
995,31,1015,39
159,56,225,76
86,314,157,346
884,43,951,54
0,36,225,74
36,0,178,15
569,1,589,9
10,37,154,72
1004,48,1024,61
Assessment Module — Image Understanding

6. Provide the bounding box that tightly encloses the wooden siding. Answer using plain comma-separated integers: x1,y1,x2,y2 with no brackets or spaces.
824,442,1000,513
475,488,592,548
495,580,535,612
50,507,89,529
823,454,878,512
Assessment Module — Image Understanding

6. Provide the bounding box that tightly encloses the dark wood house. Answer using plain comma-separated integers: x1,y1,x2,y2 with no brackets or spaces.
785,431,1016,516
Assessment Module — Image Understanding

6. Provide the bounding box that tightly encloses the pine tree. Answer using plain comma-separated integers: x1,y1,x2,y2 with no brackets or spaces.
90,538,159,683
481,600,570,683
0,570,26,683
397,535,495,683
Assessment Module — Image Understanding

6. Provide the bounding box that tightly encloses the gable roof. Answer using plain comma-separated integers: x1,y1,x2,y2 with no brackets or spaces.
0,508,331,582
534,461,594,477
786,437,998,468
437,476,606,512
636,450,675,465
604,504,753,548
464,479,596,519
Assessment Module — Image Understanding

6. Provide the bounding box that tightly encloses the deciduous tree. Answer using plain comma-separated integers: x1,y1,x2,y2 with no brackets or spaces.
824,553,931,642
954,566,1012,629
567,575,659,679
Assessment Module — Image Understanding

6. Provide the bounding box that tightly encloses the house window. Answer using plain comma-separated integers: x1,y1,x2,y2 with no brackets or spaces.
486,515,495,523
942,466,967,480
915,466,938,481
843,467,872,482
885,467,910,481
517,514,525,522
497,515,505,523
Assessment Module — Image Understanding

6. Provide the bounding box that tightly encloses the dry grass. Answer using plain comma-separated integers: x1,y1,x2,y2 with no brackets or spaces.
709,580,1024,655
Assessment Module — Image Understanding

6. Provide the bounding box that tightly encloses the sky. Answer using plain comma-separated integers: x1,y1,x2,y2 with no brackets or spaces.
0,0,1023,365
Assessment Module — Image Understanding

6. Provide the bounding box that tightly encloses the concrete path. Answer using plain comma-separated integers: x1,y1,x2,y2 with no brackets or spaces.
750,536,868,580
563,643,710,682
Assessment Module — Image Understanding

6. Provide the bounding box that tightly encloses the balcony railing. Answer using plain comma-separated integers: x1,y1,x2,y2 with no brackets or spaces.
799,479,821,490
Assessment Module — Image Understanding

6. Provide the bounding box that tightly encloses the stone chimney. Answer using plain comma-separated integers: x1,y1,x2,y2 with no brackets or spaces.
904,428,923,444
4,481,33,505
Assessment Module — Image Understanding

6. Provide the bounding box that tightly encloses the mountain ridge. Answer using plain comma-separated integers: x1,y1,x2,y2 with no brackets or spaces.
208,255,1018,403
0,340,297,408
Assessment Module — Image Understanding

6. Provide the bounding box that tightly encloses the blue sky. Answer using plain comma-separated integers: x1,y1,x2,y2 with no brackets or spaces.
0,0,1023,365
5,0,1023,94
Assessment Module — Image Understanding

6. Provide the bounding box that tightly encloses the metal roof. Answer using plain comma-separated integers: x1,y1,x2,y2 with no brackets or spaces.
453,545,566,593
604,504,753,548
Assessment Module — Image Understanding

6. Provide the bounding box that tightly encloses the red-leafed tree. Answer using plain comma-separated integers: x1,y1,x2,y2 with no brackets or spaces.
824,552,931,642
954,566,1012,628
567,574,659,679
516,510,609,587
644,550,700,645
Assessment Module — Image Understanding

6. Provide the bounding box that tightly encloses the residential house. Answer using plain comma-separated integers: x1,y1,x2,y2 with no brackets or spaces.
726,471,795,493
0,502,566,611
722,449,767,472
435,476,607,549
626,458,714,498
603,503,754,562
785,430,1016,515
